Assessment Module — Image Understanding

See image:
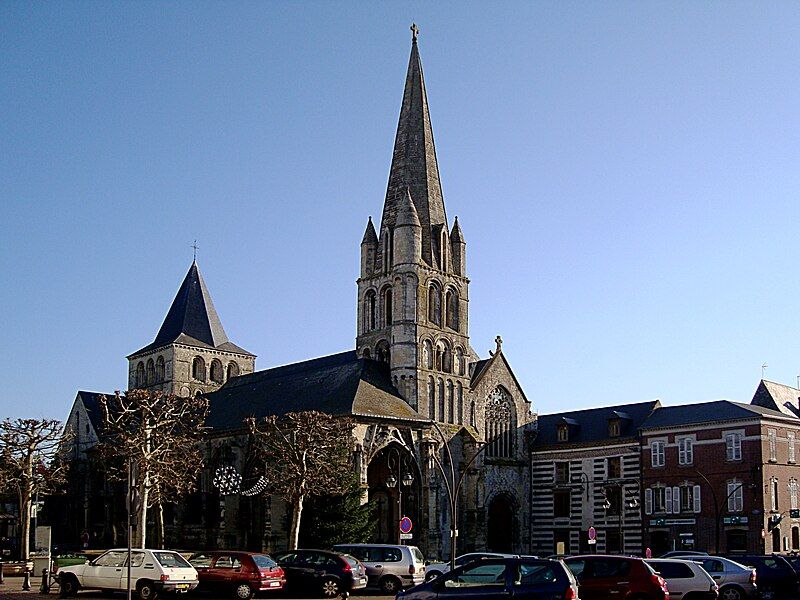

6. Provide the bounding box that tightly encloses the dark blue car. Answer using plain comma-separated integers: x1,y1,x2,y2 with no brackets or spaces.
396,557,579,600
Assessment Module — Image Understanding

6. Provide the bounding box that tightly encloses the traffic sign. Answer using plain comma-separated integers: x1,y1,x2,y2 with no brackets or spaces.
645,547,652,559
399,516,413,534
400,533,413,540
588,526,596,541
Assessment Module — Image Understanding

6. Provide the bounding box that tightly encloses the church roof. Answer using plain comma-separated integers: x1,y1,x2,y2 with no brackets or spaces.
75,390,111,434
204,351,424,432
751,379,800,418
380,26,447,266
129,261,252,358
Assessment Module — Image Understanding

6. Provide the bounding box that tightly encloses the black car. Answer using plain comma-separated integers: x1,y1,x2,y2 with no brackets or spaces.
724,554,798,599
397,557,578,600
271,549,368,598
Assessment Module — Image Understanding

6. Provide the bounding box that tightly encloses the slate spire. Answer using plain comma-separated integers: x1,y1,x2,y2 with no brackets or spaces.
152,261,229,348
380,25,447,266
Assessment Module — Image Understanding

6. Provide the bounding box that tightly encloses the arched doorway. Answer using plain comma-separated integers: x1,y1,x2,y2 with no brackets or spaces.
367,444,420,545
487,494,515,552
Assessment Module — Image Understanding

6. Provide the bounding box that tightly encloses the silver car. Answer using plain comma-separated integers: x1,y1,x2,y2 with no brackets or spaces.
695,556,758,600
332,544,426,594
424,552,519,582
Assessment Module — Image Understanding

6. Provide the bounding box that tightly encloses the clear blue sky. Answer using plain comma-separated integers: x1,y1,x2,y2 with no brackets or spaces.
2,2,800,422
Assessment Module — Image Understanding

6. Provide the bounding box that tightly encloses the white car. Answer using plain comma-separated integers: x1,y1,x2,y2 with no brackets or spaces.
58,548,199,600
646,558,718,600
424,553,518,582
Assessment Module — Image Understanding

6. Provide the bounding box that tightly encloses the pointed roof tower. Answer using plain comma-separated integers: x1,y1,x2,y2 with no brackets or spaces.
381,24,447,265
129,261,252,357
361,216,378,245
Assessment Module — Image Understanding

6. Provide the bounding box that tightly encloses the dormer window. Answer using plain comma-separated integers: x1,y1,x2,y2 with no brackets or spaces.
609,419,621,437
557,424,569,442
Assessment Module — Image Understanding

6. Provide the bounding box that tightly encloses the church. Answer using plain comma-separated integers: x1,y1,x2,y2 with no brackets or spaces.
64,28,536,558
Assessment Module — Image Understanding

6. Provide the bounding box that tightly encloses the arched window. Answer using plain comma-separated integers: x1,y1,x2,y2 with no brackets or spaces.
136,362,145,388
227,361,240,379
382,230,393,273
470,400,477,427
192,356,206,381
428,283,442,325
194,390,203,398
441,230,448,271
376,340,390,364
422,339,433,369
146,359,155,385
428,376,435,420
446,289,459,330
364,291,377,331
457,382,464,424
485,387,516,458
362,348,371,359
455,347,465,376
447,380,455,424
442,342,453,373
155,356,165,382
382,286,393,326
438,378,445,422
210,359,224,383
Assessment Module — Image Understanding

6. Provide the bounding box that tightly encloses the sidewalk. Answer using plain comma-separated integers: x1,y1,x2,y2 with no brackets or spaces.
0,575,51,599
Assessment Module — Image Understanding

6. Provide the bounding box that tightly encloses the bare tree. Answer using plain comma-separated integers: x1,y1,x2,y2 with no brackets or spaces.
247,411,355,549
0,419,69,559
99,389,209,548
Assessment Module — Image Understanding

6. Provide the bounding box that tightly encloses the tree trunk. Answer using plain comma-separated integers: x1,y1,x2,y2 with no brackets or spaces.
135,481,149,549
289,496,304,550
154,502,164,549
19,486,31,560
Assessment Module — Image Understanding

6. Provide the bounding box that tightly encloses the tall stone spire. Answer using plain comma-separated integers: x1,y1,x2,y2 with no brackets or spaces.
380,24,447,266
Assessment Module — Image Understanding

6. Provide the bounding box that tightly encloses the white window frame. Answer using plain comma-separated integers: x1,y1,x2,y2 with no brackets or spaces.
725,432,742,461
789,432,796,464
651,440,666,467
790,479,798,511
772,478,779,512
677,436,694,465
728,481,744,513
769,429,777,462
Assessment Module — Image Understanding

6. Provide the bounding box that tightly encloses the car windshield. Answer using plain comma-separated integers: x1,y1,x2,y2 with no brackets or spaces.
154,552,191,568
252,555,277,569
344,555,359,568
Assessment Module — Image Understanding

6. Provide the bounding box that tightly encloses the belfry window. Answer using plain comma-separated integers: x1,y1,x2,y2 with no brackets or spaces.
428,283,442,325
445,289,459,330
227,361,240,379
192,356,206,381
146,359,155,385
210,359,224,383
485,387,516,458
365,291,377,331
423,339,433,369
382,286,393,326
428,376,435,420
447,380,455,424
155,356,165,382
136,362,145,388
438,378,445,422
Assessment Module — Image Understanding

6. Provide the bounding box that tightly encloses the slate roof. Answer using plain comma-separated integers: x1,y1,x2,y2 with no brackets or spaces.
751,380,800,418
204,351,424,432
76,391,111,433
129,262,253,358
641,400,790,430
534,400,660,448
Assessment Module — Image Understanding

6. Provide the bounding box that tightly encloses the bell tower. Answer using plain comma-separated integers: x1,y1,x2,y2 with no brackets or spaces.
356,26,472,423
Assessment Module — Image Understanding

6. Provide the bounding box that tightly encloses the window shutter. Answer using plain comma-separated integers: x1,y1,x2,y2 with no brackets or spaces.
645,488,653,515
665,487,673,513
672,486,681,514
693,485,702,513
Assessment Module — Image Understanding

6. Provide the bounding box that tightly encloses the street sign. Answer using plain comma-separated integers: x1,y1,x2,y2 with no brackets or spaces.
588,539,596,545
645,547,652,559
588,527,596,541
400,533,413,540
399,516,413,534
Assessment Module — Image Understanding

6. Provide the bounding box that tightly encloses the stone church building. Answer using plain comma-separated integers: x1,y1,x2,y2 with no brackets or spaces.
64,29,536,559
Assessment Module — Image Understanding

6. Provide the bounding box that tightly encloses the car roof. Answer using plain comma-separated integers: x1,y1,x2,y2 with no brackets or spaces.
566,555,641,561
333,543,410,548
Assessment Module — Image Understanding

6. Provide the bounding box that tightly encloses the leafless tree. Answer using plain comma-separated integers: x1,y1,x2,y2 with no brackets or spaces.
99,389,209,548
247,411,355,549
0,418,69,559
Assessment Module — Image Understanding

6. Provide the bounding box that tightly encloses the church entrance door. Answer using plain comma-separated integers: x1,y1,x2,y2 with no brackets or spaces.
487,494,514,552
367,444,420,545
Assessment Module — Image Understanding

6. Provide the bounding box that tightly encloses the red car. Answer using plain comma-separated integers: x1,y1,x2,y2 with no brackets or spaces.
564,555,669,600
189,551,286,600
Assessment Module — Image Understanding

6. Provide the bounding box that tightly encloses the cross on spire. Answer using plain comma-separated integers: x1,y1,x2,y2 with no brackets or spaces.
191,240,199,261
411,23,419,42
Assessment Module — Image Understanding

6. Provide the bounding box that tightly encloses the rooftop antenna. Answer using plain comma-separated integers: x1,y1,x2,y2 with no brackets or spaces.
191,240,199,262
796,375,799,390
762,363,768,379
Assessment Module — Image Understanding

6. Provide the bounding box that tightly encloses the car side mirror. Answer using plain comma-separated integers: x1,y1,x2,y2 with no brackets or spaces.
425,560,431,566
85,560,91,565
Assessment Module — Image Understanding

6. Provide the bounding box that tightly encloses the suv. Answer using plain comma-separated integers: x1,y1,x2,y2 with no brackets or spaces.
724,554,798,599
645,558,718,599
424,552,519,582
332,543,425,593
58,549,199,600
564,555,668,600
188,551,285,599
397,557,578,600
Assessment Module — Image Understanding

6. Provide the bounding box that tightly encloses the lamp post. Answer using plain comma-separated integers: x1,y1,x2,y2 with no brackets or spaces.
428,420,488,572
385,447,414,544
603,479,640,554
694,470,755,554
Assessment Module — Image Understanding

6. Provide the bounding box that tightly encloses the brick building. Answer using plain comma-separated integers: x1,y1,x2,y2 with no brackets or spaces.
640,400,800,555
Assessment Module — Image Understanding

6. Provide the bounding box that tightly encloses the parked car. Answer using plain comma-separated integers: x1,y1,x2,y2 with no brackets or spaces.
397,557,578,600
723,554,798,600
661,551,709,558
422,552,518,582
645,558,718,599
271,549,367,598
332,543,425,592
564,555,668,600
58,548,199,600
688,556,758,600
188,551,285,599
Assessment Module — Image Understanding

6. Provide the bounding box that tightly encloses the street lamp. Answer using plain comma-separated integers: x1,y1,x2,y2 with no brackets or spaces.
427,420,489,572
603,479,640,554
385,447,414,544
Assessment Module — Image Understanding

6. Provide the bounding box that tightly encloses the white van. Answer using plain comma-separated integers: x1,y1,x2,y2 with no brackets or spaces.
58,548,199,600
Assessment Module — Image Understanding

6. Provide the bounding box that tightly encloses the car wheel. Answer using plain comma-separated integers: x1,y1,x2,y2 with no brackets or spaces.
59,575,79,598
320,577,340,598
137,580,159,600
233,583,254,600
425,571,442,582
719,587,743,600
379,576,401,594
